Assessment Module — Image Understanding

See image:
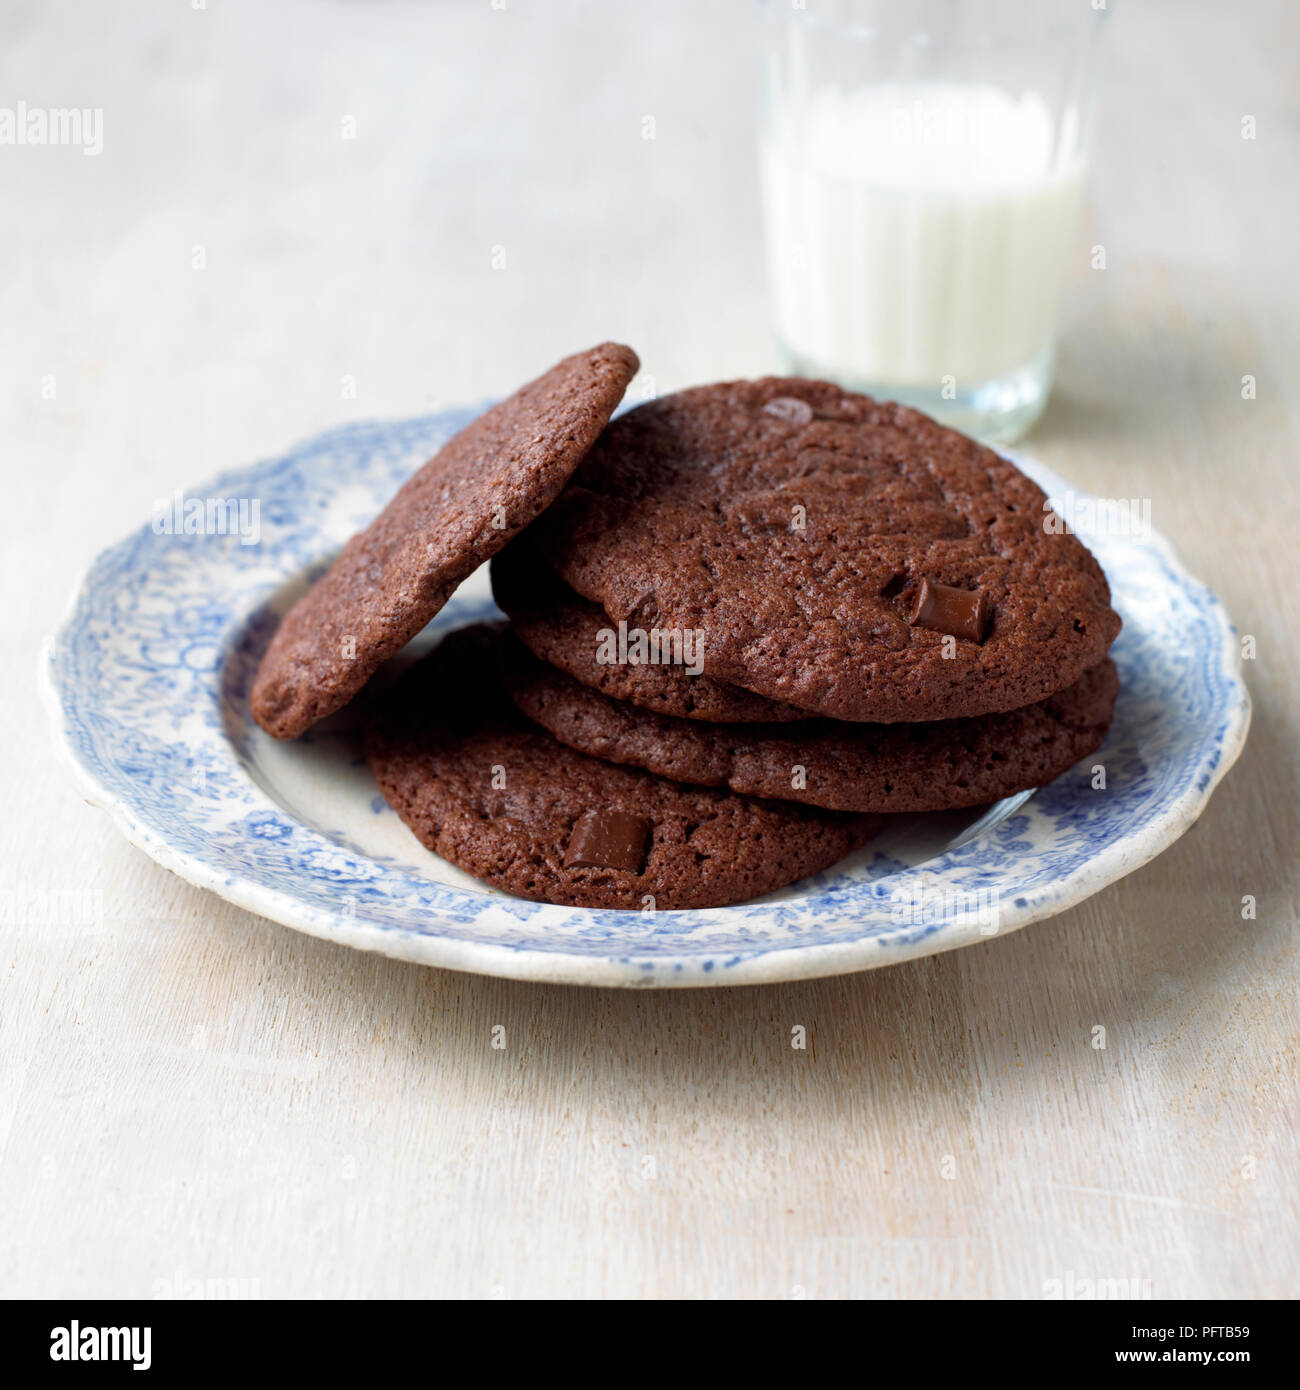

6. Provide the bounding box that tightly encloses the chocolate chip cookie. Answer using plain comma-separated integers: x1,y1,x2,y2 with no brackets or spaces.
501,632,1118,814
364,624,883,910
251,342,638,739
532,379,1121,723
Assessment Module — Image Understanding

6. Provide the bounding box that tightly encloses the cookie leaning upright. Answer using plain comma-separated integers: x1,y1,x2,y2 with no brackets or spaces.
250,342,639,739
531,379,1122,724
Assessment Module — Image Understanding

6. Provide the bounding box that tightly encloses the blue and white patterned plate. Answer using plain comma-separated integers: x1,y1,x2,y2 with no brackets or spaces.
41,406,1250,987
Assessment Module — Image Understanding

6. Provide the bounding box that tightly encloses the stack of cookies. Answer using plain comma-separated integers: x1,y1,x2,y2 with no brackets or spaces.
251,343,1121,910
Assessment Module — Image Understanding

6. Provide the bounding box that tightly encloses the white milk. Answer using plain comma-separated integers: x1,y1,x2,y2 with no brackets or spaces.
760,81,1085,389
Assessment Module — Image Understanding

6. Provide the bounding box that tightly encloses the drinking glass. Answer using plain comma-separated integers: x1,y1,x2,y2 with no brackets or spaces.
758,0,1106,442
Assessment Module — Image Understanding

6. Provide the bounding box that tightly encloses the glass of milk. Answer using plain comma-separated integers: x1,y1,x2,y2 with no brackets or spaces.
758,0,1105,442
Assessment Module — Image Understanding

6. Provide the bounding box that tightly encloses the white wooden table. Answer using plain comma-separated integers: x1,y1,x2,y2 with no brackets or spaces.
3,0,1296,1299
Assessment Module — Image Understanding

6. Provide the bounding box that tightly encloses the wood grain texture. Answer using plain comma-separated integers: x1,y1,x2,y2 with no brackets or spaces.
1,0,1296,1299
